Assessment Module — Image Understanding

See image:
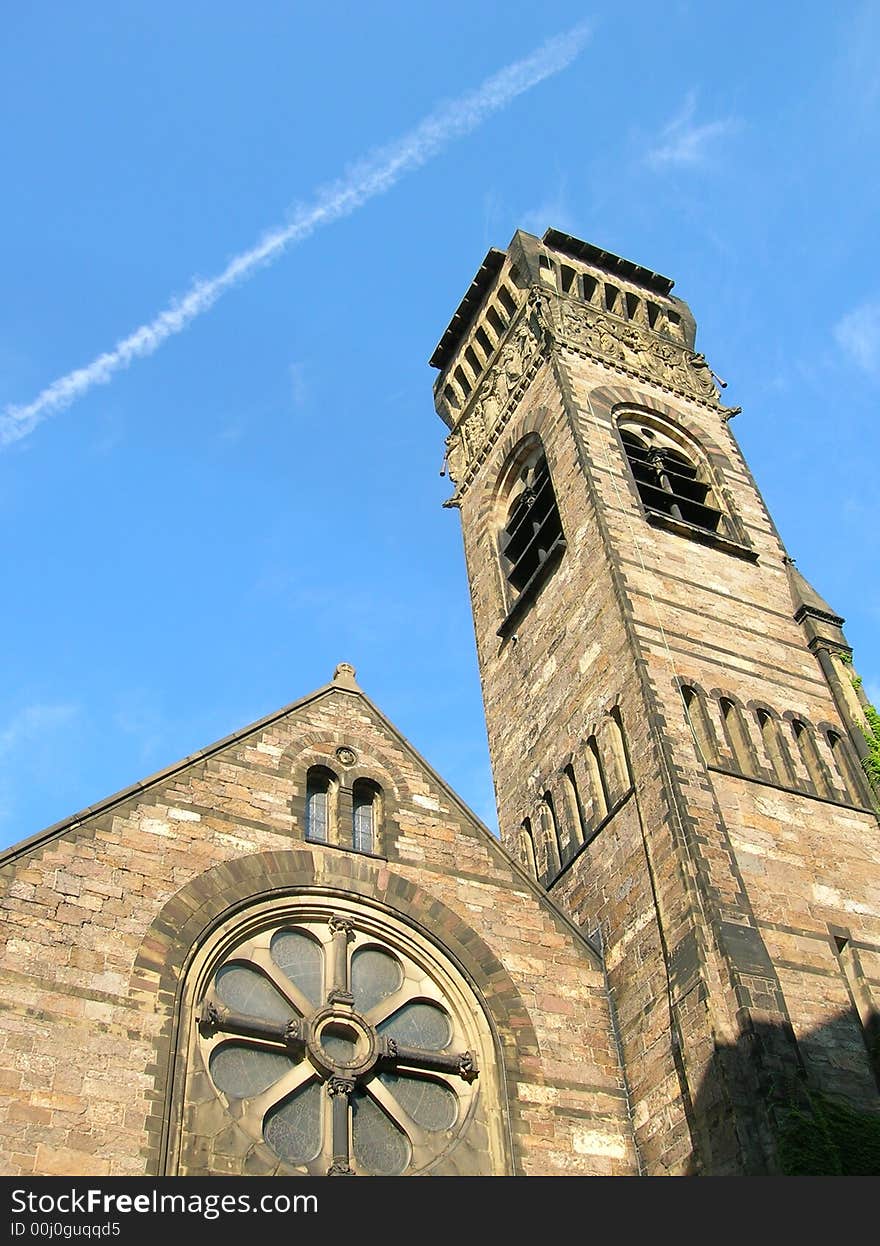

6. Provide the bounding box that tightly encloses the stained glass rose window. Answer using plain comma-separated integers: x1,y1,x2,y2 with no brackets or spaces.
196,910,482,1175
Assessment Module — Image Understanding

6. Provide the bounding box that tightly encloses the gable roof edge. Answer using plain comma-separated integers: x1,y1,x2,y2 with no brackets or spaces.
0,679,603,965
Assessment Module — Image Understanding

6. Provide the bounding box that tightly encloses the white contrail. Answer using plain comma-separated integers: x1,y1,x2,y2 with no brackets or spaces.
1,24,591,448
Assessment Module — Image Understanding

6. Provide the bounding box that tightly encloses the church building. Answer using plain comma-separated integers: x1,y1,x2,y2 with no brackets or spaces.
1,228,878,1177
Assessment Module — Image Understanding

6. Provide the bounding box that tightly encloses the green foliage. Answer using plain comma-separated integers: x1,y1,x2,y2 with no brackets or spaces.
778,1091,880,1176
850,676,880,792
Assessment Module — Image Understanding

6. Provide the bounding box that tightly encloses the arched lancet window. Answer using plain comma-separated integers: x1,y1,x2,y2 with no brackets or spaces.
720,699,752,773
681,685,718,765
519,818,538,877
562,766,586,851
539,793,562,877
305,767,337,844
498,442,565,600
534,795,561,881
756,710,794,786
791,719,833,798
182,900,503,1175
606,707,633,796
352,780,381,854
826,730,867,805
585,736,610,825
619,418,726,535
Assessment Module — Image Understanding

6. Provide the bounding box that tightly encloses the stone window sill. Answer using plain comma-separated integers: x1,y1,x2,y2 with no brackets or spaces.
644,509,758,561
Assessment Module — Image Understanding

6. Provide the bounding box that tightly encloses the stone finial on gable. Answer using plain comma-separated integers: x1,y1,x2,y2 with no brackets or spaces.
332,662,359,689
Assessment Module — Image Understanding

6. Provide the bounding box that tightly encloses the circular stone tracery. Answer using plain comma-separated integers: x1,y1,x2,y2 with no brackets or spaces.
197,911,480,1176
308,1008,376,1079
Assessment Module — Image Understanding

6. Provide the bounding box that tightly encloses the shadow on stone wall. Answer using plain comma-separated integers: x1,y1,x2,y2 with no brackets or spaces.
683,1011,880,1175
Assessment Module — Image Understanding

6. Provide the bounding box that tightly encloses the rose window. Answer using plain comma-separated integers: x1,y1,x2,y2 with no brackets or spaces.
196,913,480,1175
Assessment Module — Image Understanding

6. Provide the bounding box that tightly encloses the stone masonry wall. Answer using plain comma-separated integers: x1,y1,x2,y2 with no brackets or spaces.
0,680,636,1177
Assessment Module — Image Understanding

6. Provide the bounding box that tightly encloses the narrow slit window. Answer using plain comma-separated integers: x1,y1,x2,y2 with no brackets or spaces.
443,383,461,413
604,283,620,313
560,264,578,294
465,345,483,377
475,326,494,357
581,273,599,304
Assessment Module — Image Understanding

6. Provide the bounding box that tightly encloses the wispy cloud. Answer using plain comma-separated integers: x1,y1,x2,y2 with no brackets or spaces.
1,23,591,449
833,1,880,129
834,299,880,374
0,703,78,758
645,90,739,169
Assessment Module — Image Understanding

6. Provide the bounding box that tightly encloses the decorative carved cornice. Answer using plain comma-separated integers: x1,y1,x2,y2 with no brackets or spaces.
445,292,546,488
443,287,724,497
556,298,721,407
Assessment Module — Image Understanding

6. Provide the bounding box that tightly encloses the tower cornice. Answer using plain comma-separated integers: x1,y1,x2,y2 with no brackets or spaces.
441,284,730,502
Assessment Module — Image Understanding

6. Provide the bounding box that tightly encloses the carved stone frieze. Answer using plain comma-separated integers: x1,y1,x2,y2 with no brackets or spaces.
445,296,545,485
559,300,719,404
444,289,720,490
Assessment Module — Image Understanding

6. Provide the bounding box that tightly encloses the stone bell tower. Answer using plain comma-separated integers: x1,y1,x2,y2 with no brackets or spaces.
431,228,880,1175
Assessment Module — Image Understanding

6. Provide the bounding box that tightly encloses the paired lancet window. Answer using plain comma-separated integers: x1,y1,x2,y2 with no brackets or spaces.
305,765,381,854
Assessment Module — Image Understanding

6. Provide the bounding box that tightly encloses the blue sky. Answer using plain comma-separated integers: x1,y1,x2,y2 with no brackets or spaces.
1,3,877,849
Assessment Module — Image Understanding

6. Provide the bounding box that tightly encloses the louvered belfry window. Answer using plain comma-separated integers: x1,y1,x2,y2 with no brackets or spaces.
620,425,725,534
500,453,564,594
